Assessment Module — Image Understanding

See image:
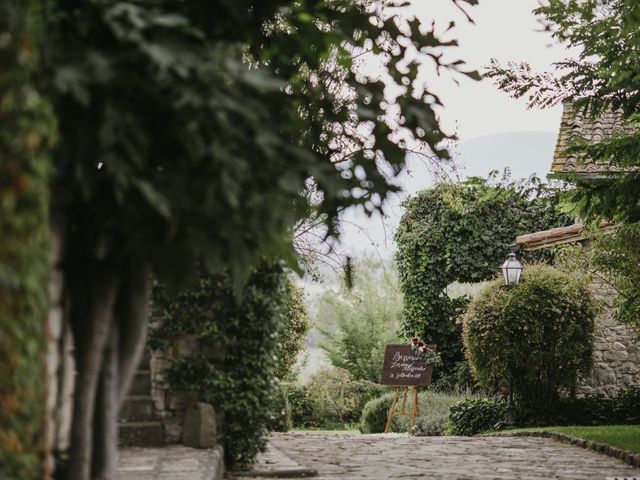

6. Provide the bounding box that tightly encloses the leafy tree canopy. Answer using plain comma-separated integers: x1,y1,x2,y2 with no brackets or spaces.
46,0,480,287
317,258,402,383
30,1,482,476
487,0,640,223
395,173,571,374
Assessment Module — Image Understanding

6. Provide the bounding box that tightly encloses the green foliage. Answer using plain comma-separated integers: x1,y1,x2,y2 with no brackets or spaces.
359,389,477,435
291,367,389,429
614,386,640,424
431,360,481,393
359,392,396,434
43,0,479,289
591,223,640,339
544,386,640,427
0,2,55,477
447,399,507,436
463,265,597,411
275,281,310,380
447,386,640,434
488,0,640,376
552,224,640,340
395,175,570,375
151,265,289,469
536,425,640,455
488,0,640,224
267,381,292,433
286,383,318,429
317,259,402,383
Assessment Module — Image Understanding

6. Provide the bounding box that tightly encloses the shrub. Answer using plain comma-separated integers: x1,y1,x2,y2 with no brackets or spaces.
463,264,597,412
413,390,478,436
276,281,310,380
431,360,481,393
613,386,640,424
414,416,447,436
0,3,54,478
360,393,397,434
268,381,292,432
152,265,290,469
541,386,640,426
447,399,507,436
447,386,640,435
360,389,477,435
286,384,318,428
297,367,388,429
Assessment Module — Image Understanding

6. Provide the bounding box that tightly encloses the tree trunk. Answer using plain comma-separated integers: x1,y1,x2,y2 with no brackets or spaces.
116,263,152,403
65,257,152,480
91,324,119,480
67,262,119,480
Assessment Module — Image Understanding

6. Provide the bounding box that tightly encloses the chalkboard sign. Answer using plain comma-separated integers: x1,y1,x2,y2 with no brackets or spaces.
380,344,435,386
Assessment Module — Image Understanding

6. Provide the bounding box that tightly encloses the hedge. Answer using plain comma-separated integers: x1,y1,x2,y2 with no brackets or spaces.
0,3,55,478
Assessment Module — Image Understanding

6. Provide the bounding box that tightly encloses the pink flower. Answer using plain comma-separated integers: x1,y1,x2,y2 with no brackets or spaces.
417,341,424,347
419,346,427,353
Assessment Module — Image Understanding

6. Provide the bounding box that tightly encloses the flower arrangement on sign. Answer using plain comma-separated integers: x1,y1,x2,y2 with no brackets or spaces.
410,333,442,367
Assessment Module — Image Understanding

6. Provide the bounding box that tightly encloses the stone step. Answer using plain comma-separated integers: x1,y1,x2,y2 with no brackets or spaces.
118,421,164,447
140,348,151,367
128,370,152,396
120,395,155,422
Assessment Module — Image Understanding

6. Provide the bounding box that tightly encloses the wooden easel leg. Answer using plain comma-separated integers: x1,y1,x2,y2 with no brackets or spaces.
384,388,400,433
411,387,419,428
400,387,408,414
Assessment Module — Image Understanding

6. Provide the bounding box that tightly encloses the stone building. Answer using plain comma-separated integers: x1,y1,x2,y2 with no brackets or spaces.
514,103,640,396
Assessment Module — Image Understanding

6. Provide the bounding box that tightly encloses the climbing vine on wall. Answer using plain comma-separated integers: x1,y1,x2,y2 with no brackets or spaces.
149,265,308,469
0,3,56,478
395,174,571,375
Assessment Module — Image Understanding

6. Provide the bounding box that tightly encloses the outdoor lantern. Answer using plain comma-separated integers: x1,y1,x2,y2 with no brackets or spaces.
501,251,523,286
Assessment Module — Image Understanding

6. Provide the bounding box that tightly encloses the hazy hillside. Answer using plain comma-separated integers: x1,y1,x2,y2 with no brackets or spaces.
337,130,559,260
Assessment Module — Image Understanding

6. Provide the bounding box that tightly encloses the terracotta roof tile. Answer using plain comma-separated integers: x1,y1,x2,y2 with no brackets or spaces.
551,103,635,175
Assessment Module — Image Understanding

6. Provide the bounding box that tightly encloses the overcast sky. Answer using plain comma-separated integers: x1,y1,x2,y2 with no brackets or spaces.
330,0,572,263
406,0,568,141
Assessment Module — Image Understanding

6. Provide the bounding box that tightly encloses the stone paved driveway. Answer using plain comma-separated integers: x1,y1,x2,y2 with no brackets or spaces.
268,431,640,480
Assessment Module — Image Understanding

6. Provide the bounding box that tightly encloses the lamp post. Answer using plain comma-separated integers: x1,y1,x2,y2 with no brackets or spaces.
501,248,523,287
501,246,522,427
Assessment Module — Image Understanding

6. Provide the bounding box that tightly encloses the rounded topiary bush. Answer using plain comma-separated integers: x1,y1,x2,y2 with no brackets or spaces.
463,264,597,412
447,399,506,436
359,393,397,433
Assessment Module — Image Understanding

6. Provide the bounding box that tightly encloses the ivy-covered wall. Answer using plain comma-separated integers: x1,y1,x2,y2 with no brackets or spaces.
0,2,56,478
149,265,305,469
395,177,570,376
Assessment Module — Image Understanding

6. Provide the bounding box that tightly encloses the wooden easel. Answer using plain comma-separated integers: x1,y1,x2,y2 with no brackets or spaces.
384,386,419,433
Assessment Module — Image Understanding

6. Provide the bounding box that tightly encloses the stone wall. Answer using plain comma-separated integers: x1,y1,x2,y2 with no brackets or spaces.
149,332,224,445
578,278,640,396
149,339,191,443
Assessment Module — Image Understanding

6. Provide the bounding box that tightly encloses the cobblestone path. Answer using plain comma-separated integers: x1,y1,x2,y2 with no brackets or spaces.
268,431,640,480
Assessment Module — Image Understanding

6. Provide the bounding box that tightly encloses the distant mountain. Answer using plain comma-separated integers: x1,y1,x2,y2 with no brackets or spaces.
337,131,560,259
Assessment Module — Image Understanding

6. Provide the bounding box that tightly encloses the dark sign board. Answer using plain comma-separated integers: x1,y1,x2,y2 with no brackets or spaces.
380,344,434,386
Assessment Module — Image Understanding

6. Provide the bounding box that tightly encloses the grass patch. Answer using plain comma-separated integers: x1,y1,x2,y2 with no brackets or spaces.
502,425,640,454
